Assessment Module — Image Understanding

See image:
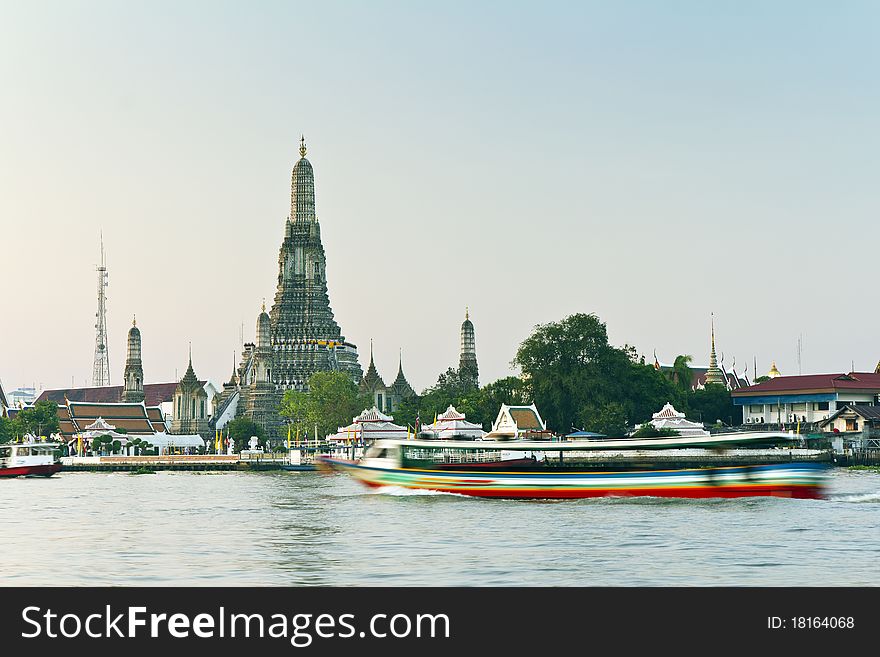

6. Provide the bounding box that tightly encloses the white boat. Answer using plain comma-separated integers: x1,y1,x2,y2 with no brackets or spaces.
0,441,62,478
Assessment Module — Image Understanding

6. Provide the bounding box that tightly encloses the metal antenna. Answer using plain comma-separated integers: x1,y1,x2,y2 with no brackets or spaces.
92,232,111,386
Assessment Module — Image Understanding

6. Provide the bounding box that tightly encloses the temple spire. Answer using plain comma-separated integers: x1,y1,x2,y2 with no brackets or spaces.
704,313,726,386
299,135,307,158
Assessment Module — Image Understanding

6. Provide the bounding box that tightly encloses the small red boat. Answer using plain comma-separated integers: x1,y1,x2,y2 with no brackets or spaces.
0,441,62,478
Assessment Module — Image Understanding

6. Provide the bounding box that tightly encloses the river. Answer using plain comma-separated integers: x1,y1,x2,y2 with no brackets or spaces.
1,468,878,586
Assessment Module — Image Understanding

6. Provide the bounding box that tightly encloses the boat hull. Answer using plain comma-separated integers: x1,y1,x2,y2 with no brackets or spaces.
318,458,826,500
0,463,62,478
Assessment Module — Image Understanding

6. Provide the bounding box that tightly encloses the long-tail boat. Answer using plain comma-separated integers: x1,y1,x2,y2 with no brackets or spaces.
317,432,829,499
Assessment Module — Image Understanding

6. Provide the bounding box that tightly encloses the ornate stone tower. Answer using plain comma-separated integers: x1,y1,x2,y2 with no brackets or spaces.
704,314,726,387
458,308,479,387
121,316,145,403
268,137,362,390
241,303,282,434
171,350,210,437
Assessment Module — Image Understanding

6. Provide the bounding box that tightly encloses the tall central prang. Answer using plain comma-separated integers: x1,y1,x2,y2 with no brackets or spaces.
268,136,362,387
230,137,363,438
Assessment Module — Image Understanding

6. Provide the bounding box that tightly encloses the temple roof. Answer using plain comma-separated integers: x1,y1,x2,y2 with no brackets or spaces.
360,342,386,391
39,382,190,407
732,372,880,396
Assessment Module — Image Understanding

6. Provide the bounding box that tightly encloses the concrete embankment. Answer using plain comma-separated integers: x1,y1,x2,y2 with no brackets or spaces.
60,455,300,472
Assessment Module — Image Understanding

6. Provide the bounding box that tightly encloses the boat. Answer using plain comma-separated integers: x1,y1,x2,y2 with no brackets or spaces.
317,432,830,499
0,441,63,478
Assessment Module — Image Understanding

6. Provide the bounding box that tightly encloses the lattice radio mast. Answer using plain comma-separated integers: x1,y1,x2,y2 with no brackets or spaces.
92,234,111,386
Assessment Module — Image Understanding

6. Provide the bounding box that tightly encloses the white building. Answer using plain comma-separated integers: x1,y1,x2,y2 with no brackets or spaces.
643,402,709,437
418,405,485,440
486,404,549,439
327,407,409,443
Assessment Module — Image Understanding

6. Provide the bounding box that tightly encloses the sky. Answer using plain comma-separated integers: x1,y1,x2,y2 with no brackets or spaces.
1,1,878,395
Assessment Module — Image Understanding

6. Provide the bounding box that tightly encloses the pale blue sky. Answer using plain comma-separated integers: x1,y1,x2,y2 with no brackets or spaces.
1,1,878,393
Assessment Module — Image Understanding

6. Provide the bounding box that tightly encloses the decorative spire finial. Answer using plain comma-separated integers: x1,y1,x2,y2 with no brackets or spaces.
299,135,307,158
262,298,266,313
132,314,136,327
466,306,469,321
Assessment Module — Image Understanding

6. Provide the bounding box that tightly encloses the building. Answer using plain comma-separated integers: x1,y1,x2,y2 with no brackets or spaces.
487,404,549,439
418,405,485,439
38,321,217,424
55,399,169,439
233,138,363,437
732,372,880,428
643,402,709,437
818,404,880,434
170,352,210,438
359,344,416,414
0,379,8,416
328,407,409,443
459,308,478,387
6,386,38,408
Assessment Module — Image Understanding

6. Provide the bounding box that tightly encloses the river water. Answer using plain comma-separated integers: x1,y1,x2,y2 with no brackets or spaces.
1,469,878,586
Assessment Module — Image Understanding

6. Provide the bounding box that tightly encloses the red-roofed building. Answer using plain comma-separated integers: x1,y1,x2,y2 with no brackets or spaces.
731,372,880,428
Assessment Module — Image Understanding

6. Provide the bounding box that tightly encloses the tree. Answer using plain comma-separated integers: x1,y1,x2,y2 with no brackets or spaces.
225,417,265,452
0,416,15,444
475,376,530,430
688,384,741,427
672,355,694,391
631,424,680,438
514,314,638,433
14,400,60,438
393,367,485,431
580,402,628,437
279,389,311,440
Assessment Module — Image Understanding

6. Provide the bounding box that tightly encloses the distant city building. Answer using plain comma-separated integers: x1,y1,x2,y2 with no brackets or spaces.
6,386,38,408
231,138,363,437
0,379,8,416
359,343,415,414
732,372,880,428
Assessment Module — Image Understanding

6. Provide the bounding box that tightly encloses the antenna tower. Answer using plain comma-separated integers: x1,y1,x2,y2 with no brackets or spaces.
92,234,111,386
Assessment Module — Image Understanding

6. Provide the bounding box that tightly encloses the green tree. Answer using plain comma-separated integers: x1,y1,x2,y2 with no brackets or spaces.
14,400,60,438
306,371,368,438
225,417,265,452
514,314,636,433
397,367,484,431
475,376,530,430
672,355,694,391
279,389,311,439
687,384,741,427
580,402,628,437
0,416,16,444
631,424,680,438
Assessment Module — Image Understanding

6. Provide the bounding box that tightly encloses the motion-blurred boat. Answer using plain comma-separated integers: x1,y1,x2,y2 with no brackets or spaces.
317,432,829,499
